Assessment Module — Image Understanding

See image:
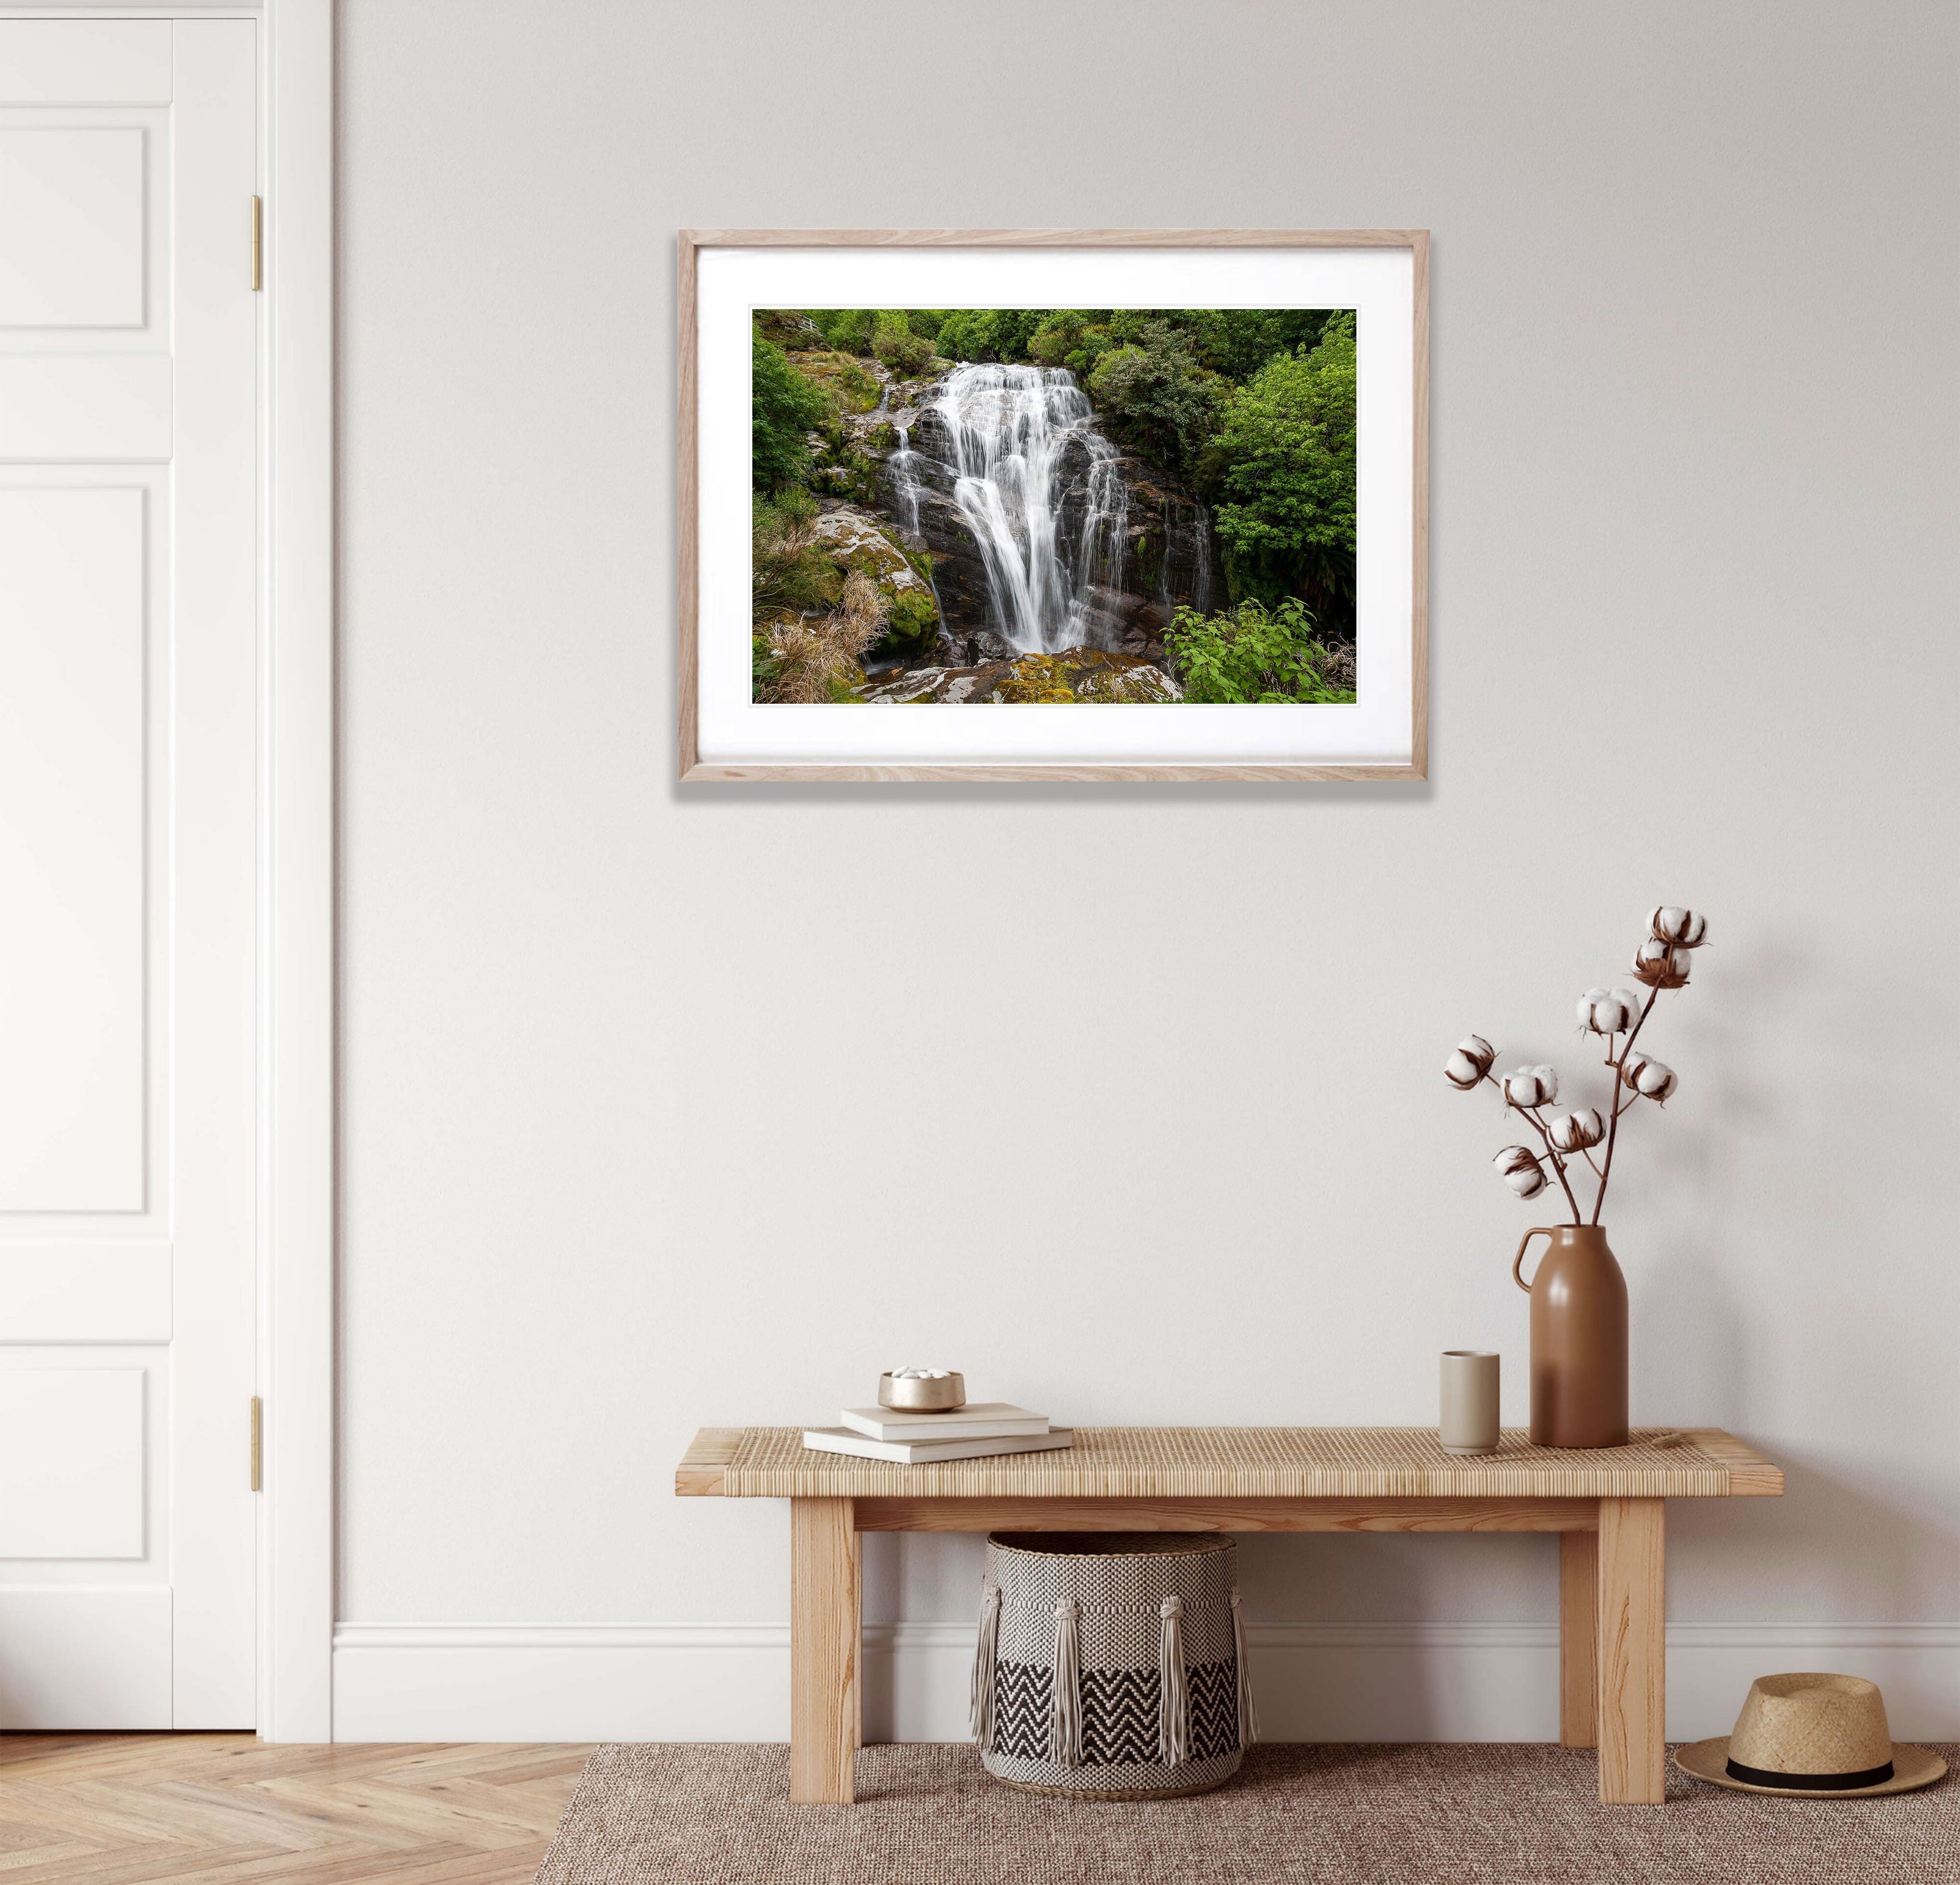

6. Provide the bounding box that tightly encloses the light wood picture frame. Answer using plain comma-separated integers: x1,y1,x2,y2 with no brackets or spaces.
679,230,1428,783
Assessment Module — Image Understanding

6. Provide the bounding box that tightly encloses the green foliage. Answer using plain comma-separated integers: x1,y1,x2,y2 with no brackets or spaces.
933,308,1052,363
1206,314,1357,618
1161,598,1355,704
751,486,837,614
751,327,830,492
872,309,933,374
931,309,996,362
1122,309,1335,381
752,628,782,698
1085,323,1229,478
905,310,948,342
817,308,878,355
788,350,880,416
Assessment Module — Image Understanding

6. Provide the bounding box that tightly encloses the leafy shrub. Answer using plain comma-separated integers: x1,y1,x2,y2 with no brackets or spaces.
933,308,1052,364
818,309,878,355
872,310,933,374
1085,323,1229,477
1027,311,1118,379
932,309,997,362
752,487,837,615
752,327,831,492
1207,314,1357,618
1161,598,1355,704
905,310,948,343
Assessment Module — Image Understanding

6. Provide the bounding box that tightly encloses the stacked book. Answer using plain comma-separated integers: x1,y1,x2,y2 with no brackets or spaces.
803,1402,1071,1465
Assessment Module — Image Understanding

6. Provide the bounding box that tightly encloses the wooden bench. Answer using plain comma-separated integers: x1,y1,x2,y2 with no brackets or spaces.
675,1425,1783,1806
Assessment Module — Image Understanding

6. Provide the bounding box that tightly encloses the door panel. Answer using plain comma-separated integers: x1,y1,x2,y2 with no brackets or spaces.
0,487,146,1212
0,357,173,459
0,19,257,1729
0,1370,145,1558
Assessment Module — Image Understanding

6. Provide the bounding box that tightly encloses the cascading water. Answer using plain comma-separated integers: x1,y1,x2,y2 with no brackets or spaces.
1192,501,1215,615
888,423,924,535
917,364,1134,654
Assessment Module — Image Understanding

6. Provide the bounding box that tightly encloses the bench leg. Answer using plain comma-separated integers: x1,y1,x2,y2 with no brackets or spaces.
1596,1496,1665,1803
1558,1528,1597,1749
791,1496,858,1803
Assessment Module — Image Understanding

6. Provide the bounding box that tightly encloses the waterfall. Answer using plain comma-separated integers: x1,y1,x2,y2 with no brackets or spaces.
889,423,924,535
917,363,1133,655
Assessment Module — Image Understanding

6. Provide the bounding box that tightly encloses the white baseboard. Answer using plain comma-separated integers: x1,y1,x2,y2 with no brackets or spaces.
331,1620,1960,1744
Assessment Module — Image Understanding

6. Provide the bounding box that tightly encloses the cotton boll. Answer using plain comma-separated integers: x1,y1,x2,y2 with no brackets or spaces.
1620,1050,1678,1101
1631,938,1693,989
1493,1145,1548,1198
1548,1107,1606,1152
1445,1035,1497,1088
1502,1065,1558,1108
1577,988,1639,1034
1649,906,1709,949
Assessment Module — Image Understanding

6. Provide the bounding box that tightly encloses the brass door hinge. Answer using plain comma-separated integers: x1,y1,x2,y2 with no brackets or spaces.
251,197,263,291
250,1395,263,1491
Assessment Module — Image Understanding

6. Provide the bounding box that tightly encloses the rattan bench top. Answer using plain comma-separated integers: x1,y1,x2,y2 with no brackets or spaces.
675,1426,1781,1500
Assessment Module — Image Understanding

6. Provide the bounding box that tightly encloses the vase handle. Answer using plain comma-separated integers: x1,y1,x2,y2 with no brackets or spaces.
1513,1227,1554,1293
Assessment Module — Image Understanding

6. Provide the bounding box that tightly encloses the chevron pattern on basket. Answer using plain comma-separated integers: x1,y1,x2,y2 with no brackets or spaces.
993,1659,1243,1766
990,1662,1054,1762
1187,1658,1243,1761
1077,1669,1159,1765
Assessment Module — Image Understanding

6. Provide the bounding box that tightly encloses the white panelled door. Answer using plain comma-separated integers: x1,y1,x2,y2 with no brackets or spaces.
0,21,257,1727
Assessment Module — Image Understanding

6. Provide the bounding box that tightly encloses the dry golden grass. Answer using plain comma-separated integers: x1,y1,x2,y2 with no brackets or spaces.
766,571,889,703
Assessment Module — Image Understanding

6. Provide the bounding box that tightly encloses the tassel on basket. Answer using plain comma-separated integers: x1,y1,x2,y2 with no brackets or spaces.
1158,1594,1190,1767
1049,1597,1083,1767
1230,1585,1258,1747
969,1583,1001,1753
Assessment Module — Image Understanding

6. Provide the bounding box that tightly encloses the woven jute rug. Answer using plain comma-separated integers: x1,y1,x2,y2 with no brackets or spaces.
534,1742,1959,1885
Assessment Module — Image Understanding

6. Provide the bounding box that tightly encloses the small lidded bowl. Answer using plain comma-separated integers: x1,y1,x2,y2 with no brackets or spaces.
878,1369,966,1412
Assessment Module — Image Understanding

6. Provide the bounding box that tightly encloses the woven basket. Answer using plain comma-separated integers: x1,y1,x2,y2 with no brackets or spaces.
970,1532,1255,1799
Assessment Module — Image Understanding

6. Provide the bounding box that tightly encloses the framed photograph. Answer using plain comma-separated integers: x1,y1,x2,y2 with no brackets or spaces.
679,230,1427,782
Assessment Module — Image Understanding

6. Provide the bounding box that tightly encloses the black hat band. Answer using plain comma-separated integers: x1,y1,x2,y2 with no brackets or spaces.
1725,1756,1895,1790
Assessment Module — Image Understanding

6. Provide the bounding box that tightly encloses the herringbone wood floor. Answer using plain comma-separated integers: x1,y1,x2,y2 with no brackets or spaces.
0,1736,590,1884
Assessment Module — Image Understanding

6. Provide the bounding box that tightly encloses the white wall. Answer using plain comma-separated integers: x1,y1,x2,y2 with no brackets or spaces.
336,0,1960,1738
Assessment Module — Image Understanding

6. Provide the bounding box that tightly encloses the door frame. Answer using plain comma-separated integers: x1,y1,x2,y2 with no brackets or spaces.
258,0,335,1745
1,0,335,1742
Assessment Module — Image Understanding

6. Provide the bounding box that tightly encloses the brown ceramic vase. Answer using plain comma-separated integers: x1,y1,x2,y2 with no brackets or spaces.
1512,1224,1629,1448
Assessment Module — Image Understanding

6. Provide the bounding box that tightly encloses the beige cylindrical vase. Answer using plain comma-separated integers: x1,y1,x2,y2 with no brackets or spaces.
1439,1351,1501,1455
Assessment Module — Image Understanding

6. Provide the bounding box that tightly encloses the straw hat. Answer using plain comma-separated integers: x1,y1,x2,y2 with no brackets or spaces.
1676,1672,1945,1797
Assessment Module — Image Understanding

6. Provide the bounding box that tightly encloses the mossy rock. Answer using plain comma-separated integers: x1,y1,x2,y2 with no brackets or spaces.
998,645,1183,703
884,588,939,656
807,506,941,653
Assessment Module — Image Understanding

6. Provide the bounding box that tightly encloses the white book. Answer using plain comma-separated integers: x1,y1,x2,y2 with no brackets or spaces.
803,1427,1073,1466
840,1402,1049,1442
